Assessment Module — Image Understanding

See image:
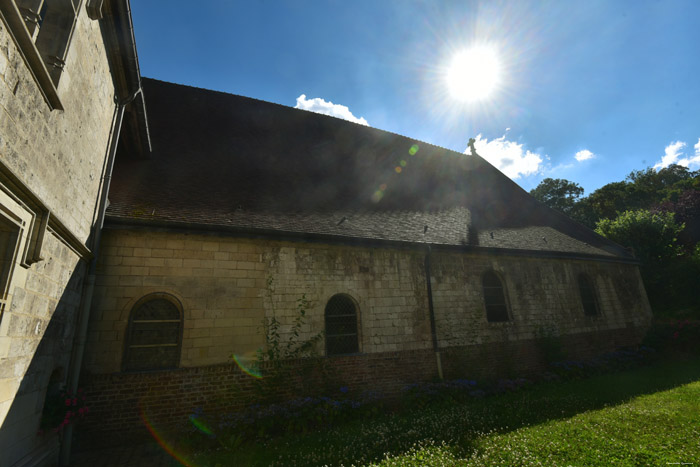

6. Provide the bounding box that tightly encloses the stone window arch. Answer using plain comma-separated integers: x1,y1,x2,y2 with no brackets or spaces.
578,273,600,316
123,293,183,372
482,270,510,322
325,294,359,356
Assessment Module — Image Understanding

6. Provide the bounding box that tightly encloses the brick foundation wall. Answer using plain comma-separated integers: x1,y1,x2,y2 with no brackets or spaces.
441,326,644,380
81,348,438,436
81,325,646,437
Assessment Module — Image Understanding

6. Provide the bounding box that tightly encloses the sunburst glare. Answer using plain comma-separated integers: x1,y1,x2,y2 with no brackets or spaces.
446,46,501,102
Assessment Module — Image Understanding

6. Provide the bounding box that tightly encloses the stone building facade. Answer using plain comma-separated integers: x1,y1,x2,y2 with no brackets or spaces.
0,1,148,464
0,1,653,457
78,78,652,435
81,229,649,433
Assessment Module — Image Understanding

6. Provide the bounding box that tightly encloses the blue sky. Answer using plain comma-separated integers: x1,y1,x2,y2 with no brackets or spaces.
131,0,700,194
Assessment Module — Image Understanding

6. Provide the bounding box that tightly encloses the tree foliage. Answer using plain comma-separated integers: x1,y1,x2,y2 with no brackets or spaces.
595,210,698,313
529,178,584,215
595,210,683,269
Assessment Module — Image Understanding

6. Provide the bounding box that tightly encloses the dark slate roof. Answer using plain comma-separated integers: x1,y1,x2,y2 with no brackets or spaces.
107,78,632,260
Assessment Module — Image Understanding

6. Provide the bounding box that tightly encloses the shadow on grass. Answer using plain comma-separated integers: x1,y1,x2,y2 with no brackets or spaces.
210,356,700,466
458,355,700,430
431,356,700,465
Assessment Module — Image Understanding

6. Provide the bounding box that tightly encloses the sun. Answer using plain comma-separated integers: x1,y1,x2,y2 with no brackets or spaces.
446,46,501,102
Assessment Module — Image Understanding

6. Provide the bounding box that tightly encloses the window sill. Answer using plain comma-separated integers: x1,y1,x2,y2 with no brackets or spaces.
0,2,63,110
486,320,514,325
326,352,364,358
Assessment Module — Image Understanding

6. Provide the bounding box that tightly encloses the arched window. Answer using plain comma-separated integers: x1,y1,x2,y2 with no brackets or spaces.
325,294,359,356
482,271,509,322
123,294,183,372
578,274,599,316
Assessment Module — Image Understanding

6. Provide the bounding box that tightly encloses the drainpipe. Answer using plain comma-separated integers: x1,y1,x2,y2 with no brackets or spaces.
424,245,443,380
59,88,141,466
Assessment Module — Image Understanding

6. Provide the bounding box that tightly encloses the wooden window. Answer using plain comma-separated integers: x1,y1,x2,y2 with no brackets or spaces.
325,294,359,356
578,274,599,316
483,271,509,322
123,294,183,372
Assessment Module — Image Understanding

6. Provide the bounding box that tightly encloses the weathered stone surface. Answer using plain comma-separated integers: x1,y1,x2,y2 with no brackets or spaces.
0,11,114,242
0,7,117,466
86,228,652,377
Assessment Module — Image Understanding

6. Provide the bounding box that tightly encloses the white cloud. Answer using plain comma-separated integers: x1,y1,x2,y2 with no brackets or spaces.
468,133,543,179
575,149,595,162
294,94,369,126
653,139,700,170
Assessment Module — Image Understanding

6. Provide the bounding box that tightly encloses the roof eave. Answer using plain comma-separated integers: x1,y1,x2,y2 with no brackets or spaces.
100,0,151,156
104,215,640,265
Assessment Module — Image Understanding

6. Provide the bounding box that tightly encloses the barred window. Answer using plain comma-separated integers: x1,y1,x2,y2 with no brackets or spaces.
123,294,183,372
325,294,359,356
483,271,509,322
578,274,599,316
16,0,78,85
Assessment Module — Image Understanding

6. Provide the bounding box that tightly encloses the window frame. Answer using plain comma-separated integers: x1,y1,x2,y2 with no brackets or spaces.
324,293,360,356
122,292,184,373
578,273,601,317
481,270,511,323
0,0,81,110
0,188,33,323
30,0,80,86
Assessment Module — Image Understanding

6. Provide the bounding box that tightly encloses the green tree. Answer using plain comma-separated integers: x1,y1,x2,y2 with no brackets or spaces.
530,178,584,215
596,210,685,311
595,209,683,264
625,164,697,208
585,181,632,222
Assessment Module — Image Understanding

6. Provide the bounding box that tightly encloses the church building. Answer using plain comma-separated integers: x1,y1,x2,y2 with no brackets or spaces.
0,1,651,463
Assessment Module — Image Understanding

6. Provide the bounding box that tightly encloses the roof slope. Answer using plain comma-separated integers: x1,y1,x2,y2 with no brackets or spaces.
107,78,632,259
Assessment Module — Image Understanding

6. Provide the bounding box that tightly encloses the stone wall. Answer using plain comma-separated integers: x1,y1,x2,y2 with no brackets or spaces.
85,229,434,374
0,232,84,465
430,252,651,349
0,7,115,243
0,5,117,466
81,227,652,434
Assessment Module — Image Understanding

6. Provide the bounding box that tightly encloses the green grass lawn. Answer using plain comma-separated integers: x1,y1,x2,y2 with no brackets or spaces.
188,357,700,466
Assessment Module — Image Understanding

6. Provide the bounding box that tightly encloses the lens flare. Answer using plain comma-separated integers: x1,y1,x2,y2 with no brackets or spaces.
232,354,263,379
189,414,214,437
409,144,419,155
140,404,195,467
395,167,402,173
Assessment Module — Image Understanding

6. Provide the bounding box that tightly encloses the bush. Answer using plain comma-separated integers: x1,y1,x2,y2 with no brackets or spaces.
643,320,700,355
